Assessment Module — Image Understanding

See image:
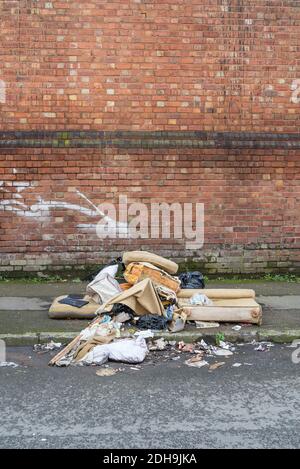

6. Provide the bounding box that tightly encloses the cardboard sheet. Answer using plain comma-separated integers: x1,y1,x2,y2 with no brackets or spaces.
99,278,165,316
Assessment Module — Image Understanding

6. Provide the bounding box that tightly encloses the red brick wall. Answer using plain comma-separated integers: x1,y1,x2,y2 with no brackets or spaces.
1,0,300,131
1,146,299,275
0,1,300,275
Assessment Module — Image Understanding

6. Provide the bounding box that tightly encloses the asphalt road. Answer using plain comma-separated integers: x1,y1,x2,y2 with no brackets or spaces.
0,344,299,449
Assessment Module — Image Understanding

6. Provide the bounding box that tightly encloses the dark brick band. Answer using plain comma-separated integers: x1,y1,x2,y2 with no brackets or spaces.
0,131,300,149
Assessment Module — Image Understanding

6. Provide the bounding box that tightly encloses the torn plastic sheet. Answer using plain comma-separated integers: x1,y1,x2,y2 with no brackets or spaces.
212,347,233,357
185,355,208,368
0,362,18,368
255,344,271,352
168,310,187,333
196,339,234,357
134,330,154,339
190,293,213,306
148,338,168,351
219,340,235,351
232,325,242,331
87,270,122,305
34,341,62,353
113,312,132,323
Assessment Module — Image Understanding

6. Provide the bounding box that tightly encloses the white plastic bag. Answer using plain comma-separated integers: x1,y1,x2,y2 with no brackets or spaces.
87,272,121,304
92,264,118,282
190,293,213,306
81,337,148,365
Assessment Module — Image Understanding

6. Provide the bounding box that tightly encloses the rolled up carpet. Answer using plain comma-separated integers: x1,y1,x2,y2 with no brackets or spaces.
183,302,262,325
178,288,255,300
123,250,178,275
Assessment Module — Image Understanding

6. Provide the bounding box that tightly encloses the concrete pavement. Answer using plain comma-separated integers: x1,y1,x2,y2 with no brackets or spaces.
0,281,299,345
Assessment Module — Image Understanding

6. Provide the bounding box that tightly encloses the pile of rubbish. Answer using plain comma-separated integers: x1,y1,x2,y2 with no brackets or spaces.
48,250,262,367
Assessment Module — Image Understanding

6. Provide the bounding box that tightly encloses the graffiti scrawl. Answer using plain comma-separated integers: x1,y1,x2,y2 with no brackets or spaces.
0,182,128,235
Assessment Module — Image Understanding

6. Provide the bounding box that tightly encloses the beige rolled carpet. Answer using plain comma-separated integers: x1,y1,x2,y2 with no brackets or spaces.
183,302,262,325
123,251,178,275
178,288,255,300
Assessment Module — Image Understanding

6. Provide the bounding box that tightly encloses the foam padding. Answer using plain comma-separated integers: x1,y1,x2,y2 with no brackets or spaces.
49,295,98,319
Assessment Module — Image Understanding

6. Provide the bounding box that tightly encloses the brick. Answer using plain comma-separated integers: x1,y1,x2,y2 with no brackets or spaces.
0,2,299,275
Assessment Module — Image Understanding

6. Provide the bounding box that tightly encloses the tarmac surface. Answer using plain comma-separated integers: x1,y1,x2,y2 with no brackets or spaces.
0,343,299,449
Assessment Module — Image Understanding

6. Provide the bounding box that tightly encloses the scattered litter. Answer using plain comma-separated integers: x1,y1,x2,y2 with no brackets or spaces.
34,341,62,353
111,303,134,320
168,341,176,347
178,342,195,353
134,330,154,339
199,339,210,349
185,355,208,368
218,340,231,350
168,310,187,333
113,312,132,323
148,338,168,351
255,344,272,352
48,250,262,370
232,363,242,368
165,304,175,321
0,361,19,368
130,367,141,371
96,368,119,377
195,321,220,329
209,362,225,371
212,347,233,357
156,286,177,309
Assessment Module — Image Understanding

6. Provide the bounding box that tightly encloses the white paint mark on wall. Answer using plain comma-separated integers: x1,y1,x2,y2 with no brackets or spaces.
291,79,300,104
76,190,128,235
0,183,128,235
0,80,6,104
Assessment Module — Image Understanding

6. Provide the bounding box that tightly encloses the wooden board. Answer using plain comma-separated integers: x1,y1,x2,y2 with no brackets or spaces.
48,315,103,366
